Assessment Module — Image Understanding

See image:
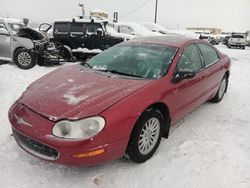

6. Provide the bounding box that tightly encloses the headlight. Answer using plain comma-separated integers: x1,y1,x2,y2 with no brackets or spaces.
52,117,105,140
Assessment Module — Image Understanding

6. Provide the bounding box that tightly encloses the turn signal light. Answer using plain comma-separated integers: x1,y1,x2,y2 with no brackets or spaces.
72,149,105,158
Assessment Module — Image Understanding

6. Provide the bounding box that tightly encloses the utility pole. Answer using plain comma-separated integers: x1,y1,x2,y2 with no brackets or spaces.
79,3,85,18
154,0,158,23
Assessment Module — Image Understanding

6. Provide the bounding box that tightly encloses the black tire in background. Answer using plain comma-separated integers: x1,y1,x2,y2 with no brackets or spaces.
126,109,164,163
13,48,36,69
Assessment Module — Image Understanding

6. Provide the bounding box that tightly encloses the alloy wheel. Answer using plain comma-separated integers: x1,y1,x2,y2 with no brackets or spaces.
138,117,160,155
18,52,32,66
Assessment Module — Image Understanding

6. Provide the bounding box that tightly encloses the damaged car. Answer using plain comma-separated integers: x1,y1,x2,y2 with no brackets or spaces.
0,18,72,69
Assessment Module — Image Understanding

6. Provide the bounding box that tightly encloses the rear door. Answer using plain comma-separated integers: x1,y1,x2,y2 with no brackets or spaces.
0,22,11,60
169,43,207,123
53,22,71,47
70,22,85,49
196,43,223,95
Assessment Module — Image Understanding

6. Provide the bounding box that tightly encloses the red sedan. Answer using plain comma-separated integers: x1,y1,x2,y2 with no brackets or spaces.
8,36,231,166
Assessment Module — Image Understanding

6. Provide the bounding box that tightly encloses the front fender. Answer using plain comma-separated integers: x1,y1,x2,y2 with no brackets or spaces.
11,37,34,58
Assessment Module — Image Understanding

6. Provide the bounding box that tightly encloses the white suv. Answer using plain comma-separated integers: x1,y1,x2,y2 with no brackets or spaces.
228,34,247,49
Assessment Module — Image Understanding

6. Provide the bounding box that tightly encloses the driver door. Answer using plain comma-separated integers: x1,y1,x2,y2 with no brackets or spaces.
0,22,11,60
170,44,207,123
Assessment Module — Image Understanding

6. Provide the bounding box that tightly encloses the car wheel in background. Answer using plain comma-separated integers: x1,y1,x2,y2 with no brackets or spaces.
126,109,163,163
13,48,36,69
210,75,228,103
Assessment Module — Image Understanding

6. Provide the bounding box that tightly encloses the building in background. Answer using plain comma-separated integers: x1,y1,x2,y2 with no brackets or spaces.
187,27,222,35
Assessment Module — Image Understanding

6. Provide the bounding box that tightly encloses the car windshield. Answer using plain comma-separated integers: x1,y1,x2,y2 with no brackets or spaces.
7,23,24,33
86,43,177,79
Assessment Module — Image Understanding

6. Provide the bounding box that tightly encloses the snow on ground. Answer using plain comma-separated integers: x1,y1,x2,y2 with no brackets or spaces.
1,45,250,188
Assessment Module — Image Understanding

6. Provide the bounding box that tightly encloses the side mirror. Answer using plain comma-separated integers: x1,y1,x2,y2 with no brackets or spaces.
172,70,196,83
0,28,10,36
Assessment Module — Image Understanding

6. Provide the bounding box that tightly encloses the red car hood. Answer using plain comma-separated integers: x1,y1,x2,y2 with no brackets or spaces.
20,65,151,121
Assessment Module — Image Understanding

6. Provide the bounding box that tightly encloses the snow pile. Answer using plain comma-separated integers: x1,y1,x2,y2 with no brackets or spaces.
0,45,250,188
72,48,103,54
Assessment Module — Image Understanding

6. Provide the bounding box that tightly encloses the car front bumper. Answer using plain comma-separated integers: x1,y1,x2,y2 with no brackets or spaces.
8,102,127,166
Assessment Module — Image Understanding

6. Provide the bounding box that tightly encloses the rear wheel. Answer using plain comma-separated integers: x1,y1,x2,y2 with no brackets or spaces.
126,109,163,163
210,76,228,103
13,48,36,69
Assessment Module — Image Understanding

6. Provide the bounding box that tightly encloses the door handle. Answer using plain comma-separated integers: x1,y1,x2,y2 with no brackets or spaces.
13,38,18,42
201,75,207,80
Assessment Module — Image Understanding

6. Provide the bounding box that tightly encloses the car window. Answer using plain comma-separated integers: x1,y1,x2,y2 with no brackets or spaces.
70,23,84,33
197,43,219,66
231,35,244,38
54,23,68,33
0,23,9,35
0,23,6,29
176,44,203,73
119,26,133,34
85,23,101,34
7,23,24,33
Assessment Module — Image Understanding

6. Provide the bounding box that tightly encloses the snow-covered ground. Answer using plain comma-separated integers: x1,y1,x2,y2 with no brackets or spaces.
1,45,250,188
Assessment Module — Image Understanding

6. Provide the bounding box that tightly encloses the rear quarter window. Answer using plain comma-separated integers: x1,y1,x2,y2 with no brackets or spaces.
197,43,219,67
231,35,245,38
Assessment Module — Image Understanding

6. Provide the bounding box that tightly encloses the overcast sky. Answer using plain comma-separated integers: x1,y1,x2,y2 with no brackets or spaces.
1,0,250,31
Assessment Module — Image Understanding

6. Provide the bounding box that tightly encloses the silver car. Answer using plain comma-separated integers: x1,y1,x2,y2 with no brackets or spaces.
0,18,35,69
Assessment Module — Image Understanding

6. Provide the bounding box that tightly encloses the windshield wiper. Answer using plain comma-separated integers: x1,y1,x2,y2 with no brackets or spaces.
97,69,145,78
81,61,92,68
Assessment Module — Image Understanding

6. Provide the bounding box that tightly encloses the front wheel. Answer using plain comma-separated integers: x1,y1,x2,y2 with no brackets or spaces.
13,48,36,69
210,76,228,103
125,109,163,163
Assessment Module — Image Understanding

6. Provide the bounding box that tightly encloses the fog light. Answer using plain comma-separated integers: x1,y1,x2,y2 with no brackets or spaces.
72,149,105,158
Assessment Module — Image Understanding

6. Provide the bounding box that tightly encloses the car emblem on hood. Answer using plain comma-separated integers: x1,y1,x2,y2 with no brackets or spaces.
14,114,33,127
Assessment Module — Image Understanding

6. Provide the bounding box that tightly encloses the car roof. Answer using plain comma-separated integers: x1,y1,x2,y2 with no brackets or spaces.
54,17,108,24
127,35,198,48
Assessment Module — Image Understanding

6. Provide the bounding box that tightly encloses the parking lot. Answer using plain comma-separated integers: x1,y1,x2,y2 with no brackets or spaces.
0,44,250,188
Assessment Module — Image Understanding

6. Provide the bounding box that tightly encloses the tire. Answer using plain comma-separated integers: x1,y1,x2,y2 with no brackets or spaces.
210,75,228,103
13,48,36,69
242,46,245,50
228,45,231,48
58,46,72,62
125,109,164,163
